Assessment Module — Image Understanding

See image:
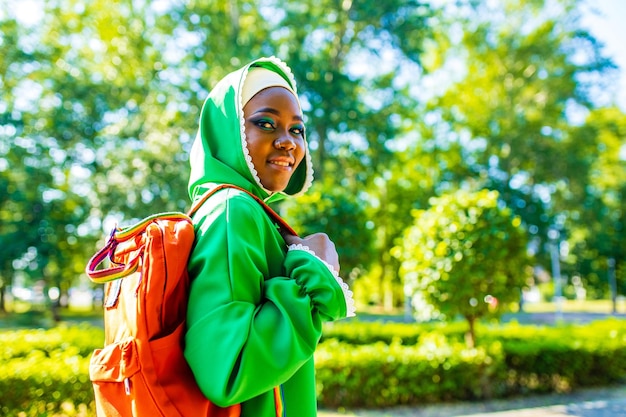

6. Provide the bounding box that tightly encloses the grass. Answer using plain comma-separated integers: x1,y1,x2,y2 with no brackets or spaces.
521,298,626,314
351,298,626,325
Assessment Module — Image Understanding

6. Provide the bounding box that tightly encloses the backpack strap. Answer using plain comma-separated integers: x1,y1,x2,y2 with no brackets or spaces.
187,184,298,237
86,212,190,283
86,185,297,283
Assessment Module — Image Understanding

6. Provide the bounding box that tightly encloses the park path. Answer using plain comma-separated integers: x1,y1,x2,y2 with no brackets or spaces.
318,384,626,417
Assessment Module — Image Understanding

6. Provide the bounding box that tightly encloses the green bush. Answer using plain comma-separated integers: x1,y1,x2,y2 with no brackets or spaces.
316,319,626,407
2,319,626,414
313,318,626,408
0,351,94,417
315,334,507,408
0,324,103,361
493,320,626,393
0,325,102,417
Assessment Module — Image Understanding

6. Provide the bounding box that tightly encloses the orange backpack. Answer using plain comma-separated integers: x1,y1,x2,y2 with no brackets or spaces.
86,184,296,417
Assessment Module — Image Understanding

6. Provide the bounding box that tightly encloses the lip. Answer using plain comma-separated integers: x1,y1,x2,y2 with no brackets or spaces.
268,156,295,169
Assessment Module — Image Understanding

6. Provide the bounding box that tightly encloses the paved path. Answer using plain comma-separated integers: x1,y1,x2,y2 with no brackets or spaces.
457,398,626,417
319,384,626,417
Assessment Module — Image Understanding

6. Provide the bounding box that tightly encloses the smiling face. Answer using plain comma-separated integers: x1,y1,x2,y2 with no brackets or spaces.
243,87,306,193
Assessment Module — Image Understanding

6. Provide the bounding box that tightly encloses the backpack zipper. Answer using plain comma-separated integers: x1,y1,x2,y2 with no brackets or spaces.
124,377,131,395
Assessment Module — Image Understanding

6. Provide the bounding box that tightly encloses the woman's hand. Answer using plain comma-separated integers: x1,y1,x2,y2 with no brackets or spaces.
284,233,340,273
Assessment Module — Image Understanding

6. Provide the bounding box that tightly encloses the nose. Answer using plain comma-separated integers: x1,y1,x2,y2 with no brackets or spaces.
274,135,296,151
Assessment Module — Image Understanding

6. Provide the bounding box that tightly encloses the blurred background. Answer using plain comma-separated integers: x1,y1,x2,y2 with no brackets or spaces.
1,0,625,322
2,1,626,416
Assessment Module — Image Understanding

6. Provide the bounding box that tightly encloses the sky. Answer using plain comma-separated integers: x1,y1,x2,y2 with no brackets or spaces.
580,0,626,111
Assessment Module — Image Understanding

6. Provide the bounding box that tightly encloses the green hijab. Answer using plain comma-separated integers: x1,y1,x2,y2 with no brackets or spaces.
188,57,314,203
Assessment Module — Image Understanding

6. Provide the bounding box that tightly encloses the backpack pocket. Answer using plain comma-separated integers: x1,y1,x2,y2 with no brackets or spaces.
90,338,139,417
90,338,172,417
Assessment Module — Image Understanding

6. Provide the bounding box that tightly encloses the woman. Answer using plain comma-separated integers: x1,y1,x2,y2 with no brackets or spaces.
184,57,356,417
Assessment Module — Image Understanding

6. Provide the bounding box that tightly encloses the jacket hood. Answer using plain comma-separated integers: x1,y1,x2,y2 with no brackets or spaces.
188,57,314,203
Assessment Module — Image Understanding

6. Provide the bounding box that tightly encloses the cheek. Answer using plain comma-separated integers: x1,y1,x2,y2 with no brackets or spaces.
245,135,265,158
295,144,306,166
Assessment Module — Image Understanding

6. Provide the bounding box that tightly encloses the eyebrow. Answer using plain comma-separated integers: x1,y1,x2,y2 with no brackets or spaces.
253,107,303,122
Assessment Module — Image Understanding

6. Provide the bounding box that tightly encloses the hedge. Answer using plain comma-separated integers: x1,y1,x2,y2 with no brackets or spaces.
316,318,626,407
0,324,103,361
316,334,507,408
1,319,626,415
0,351,93,416
496,320,626,393
0,324,103,417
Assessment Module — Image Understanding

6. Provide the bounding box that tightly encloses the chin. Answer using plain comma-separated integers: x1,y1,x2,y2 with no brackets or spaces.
262,180,290,193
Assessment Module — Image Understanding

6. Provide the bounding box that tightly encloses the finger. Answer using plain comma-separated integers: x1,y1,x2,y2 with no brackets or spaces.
282,234,301,245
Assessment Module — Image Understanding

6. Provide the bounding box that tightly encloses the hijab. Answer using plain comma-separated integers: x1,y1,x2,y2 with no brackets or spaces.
187,57,314,203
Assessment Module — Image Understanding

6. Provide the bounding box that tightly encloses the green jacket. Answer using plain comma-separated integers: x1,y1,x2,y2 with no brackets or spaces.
184,57,355,417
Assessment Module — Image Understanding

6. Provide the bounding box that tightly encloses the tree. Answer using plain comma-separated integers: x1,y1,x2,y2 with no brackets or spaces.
0,0,427,300
564,108,626,298
393,189,530,347
258,0,441,305
2,0,621,314
0,7,94,310
0,0,192,309
282,179,375,282
428,0,616,272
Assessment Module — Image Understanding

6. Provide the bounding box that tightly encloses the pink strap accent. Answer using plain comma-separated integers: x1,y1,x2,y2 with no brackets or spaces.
86,239,142,283
85,212,189,283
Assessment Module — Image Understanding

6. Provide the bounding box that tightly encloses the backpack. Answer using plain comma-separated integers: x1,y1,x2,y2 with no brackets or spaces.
86,184,296,417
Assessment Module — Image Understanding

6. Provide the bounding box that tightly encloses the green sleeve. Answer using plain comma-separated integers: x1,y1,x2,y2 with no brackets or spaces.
283,246,351,321
184,190,349,407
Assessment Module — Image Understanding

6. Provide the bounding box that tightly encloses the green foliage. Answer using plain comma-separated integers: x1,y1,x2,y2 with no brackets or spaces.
393,189,530,345
2,320,626,414
283,182,376,278
0,0,624,314
427,0,621,292
493,319,626,392
0,325,103,417
316,336,506,408
564,108,626,297
0,0,438,310
315,318,626,408
0,324,103,361
1,352,93,417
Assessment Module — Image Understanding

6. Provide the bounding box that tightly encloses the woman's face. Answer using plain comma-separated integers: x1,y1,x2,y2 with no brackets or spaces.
243,87,306,192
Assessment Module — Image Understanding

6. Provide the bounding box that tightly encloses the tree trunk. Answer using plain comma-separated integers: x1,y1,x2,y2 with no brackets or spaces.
0,285,5,313
465,316,476,348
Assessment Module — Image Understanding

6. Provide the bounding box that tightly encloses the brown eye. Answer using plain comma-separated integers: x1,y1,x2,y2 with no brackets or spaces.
290,125,305,136
254,118,275,131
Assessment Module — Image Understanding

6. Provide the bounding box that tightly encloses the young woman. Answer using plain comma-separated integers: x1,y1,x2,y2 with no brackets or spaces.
184,57,356,417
